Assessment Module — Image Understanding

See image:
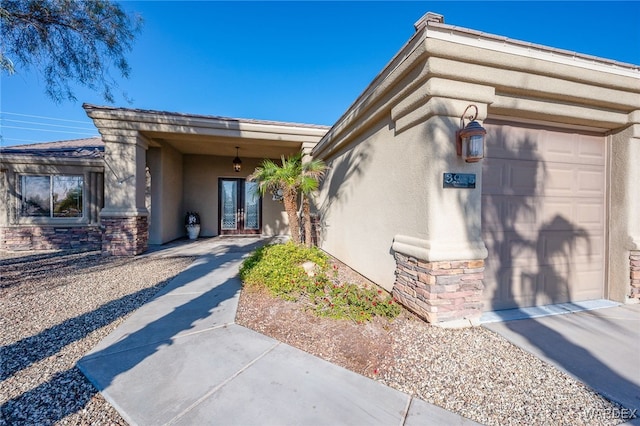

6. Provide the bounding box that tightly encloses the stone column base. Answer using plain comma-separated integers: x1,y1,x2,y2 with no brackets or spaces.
101,216,148,256
393,252,484,327
631,251,640,300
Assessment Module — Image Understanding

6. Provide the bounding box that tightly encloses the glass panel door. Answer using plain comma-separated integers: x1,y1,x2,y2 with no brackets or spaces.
221,180,238,230
219,178,261,234
244,181,260,230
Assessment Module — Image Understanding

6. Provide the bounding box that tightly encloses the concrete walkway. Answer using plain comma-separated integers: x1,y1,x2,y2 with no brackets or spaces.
78,237,478,426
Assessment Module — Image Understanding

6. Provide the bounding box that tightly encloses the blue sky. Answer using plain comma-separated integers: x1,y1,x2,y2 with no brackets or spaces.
1,1,639,146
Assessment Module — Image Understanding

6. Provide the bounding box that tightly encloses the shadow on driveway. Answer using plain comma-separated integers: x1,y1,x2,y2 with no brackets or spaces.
484,304,640,422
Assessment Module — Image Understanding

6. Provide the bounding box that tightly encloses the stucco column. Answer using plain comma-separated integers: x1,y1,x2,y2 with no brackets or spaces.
609,121,640,302
99,131,150,255
391,98,489,327
301,142,315,163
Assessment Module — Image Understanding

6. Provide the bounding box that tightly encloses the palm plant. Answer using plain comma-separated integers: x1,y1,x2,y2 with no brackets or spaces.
249,153,326,245
299,157,327,247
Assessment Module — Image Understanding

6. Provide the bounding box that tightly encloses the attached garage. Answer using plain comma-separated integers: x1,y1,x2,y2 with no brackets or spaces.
481,122,606,311
313,12,638,326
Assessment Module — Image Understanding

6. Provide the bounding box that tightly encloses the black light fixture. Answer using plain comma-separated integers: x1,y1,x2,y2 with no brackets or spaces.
233,146,242,172
456,104,486,163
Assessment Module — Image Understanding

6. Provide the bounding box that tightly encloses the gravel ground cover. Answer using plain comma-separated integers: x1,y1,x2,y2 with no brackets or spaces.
1,247,632,426
236,257,631,426
1,250,194,425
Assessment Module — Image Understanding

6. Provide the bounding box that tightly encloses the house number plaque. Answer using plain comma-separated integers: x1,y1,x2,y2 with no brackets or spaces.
443,173,476,189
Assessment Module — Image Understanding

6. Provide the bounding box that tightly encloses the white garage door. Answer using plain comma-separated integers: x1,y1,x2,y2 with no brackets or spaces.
481,122,605,311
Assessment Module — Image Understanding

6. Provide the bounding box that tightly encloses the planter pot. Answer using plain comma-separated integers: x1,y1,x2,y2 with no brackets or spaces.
186,225,200,240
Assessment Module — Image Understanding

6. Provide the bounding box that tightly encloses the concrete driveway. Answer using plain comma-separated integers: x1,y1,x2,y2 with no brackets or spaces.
484,304,640,422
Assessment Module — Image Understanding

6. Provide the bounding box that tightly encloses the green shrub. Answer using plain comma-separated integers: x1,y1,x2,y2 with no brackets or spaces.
240,242,402,322
239,242,328,300
310,282,401,322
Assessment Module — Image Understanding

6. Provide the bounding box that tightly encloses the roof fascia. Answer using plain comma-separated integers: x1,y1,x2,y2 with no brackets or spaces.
313,17,640,158
426,21,640,78
0,155,104,168
83,104,329,141
312,27,429,157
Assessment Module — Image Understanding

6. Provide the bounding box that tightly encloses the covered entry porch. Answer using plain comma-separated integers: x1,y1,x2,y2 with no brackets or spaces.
84,104,328,255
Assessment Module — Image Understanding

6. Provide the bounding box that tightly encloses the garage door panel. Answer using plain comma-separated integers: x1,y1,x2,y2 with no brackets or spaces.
481,161,509,195
540,200,602,230
575,201,605,228
510,266,543,304
483,197,543,232
484,229,537,268
486,127,540,161
510,162,541,195
506,197,539,230
577,167,605,196
541,201,574,228
539,266,571,303
538,231,601,266
483,263,543,310
482,122,605,311
544,164,605,198
572,269,604,300
542,131,604,165
536,266,575,305
544,163,576,196
481,199,505,229
577,135,606,164
489,265,595,308
573,234,604,258
543,132,579,163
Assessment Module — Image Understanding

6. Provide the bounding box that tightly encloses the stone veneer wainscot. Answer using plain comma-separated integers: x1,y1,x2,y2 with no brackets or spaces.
631,251,640,300
0,226,102,251
393,252,484,326
101,216,148,256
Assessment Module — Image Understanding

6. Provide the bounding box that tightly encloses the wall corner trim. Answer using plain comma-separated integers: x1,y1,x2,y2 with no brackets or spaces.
392,234,488,262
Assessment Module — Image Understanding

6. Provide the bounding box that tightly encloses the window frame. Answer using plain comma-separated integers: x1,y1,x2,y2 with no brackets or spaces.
18,173,86,223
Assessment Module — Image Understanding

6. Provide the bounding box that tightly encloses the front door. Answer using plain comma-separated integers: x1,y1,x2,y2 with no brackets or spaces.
219,178,261,235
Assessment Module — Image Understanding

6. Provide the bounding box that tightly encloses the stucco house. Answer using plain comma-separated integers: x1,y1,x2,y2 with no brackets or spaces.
1,12,638,326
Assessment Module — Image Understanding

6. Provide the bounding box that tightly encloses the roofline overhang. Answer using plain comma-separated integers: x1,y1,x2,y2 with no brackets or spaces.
83,104,330,144
0,154,104,168
313,12,640,159
424,20,640,78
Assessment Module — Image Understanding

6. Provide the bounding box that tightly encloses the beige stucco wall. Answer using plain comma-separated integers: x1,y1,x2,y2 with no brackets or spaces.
316,115,428,289
261,184,290,237
147,143,183,244
182,154,288,238
98,132,149,218
316,105,489,291
608,124,640,302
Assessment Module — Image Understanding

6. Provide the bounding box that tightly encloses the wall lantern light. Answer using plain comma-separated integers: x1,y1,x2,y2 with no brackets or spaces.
456,104,486,163
233,146,242,172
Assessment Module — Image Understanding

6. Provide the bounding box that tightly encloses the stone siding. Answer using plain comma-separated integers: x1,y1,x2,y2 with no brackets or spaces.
101,216,148,256
631,251,640,300
0,226,102,252
393,252,484,326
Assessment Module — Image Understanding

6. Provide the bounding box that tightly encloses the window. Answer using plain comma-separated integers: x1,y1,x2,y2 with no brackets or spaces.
21,175,84,218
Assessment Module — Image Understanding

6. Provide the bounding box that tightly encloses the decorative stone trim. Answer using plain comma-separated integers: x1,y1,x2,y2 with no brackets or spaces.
101,216,148,256
0,226,102,252
631,251,640,300
393,252,484,326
